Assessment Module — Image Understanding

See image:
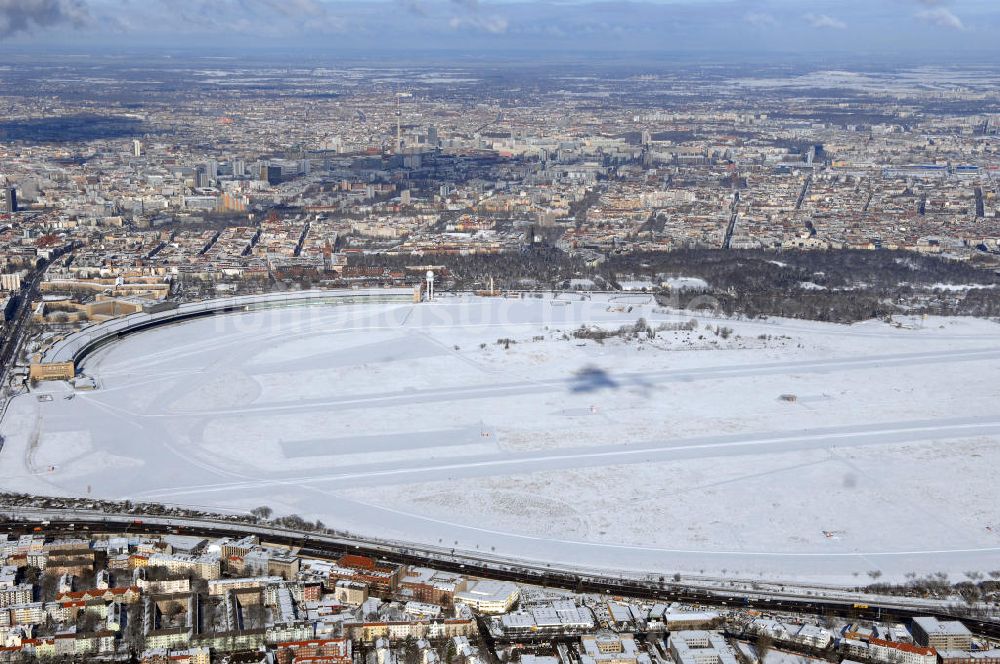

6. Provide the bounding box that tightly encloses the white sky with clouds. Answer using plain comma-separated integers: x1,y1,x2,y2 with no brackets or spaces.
0,0,995,56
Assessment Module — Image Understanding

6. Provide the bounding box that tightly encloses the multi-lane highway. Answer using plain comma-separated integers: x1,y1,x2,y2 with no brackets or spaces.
0,263,46,392
722,190,740,249
0,242,76,394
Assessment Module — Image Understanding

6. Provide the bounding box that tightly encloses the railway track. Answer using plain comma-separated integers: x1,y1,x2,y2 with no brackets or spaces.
2,509,997,639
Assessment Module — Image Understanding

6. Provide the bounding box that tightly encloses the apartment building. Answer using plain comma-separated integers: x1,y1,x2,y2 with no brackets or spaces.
327,555,401,595
207,576,282,596
399,566,466,605
668,631,740,664
147,553,221,580
0,585,32,608
868,638,937,664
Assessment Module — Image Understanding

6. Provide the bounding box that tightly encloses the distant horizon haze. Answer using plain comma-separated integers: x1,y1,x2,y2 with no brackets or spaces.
0,0,995,58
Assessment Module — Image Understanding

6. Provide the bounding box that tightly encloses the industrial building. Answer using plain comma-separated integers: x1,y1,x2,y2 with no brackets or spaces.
911,617,972,650
454,580,520,615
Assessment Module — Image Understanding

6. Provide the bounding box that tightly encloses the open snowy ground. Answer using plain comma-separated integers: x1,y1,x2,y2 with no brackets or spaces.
3,293,1000,585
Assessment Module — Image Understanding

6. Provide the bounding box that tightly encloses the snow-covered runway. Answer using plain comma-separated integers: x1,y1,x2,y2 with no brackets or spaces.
3,294,1000,584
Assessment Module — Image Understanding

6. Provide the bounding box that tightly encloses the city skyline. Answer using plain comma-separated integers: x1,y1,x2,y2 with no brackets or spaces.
1,2,1000,661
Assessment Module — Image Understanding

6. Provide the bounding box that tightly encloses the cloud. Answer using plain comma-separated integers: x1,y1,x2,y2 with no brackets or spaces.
245,0,343,31
744,12,778,29
2,0,993,54
804,13,847,30
448,13,507,34
444,0,507,34
396,0,428,16
0,0,90,37
251,0,327,18
134,0,344,36
915,7,965,30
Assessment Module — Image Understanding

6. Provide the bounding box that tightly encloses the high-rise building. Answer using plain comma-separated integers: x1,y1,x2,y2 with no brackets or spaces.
232,159,245,177
1,188,17,213
427,125,439,147
217,192,247,213
132,139,143,157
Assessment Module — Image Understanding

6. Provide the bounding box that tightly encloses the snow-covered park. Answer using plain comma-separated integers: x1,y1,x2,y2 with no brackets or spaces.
3,293,1000,585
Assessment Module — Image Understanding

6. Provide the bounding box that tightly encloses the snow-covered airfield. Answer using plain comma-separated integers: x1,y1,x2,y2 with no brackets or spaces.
4,292,1000,585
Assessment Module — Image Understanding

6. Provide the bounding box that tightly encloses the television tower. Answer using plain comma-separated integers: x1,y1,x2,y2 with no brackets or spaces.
395,92,411,153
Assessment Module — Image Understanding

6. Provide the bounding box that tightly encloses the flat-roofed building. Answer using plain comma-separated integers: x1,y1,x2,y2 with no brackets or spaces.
334,580,368,606
0,585,33,608
28,362,75,382
0,602,45,627
327,555,400,595
874,623,915,644
404,601,442,620
664,612,722,631
939,650,1000,664
207,576,281,595
668,631,740,664
500,601,594,634
454,580,519,615
581,633,640,664
217,536,259,561
268,553,301,580
275,637,352,664
911,618,972,650
399,566,466,605
147,553,220,580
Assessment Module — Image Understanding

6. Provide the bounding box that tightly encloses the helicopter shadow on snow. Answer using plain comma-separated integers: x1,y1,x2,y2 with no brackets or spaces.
568,365,655,398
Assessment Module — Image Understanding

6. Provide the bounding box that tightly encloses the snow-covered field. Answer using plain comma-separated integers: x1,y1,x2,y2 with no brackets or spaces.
3,293,1000,585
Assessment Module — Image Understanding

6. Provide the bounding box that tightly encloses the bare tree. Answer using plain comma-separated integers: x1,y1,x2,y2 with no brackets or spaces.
40,573,60,602
755,634,773,663
250,505,273,520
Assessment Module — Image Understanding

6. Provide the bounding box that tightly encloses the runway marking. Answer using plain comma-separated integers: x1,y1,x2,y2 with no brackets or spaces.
102,345,1000,419
13,299,1000,577
132,416,1000,499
